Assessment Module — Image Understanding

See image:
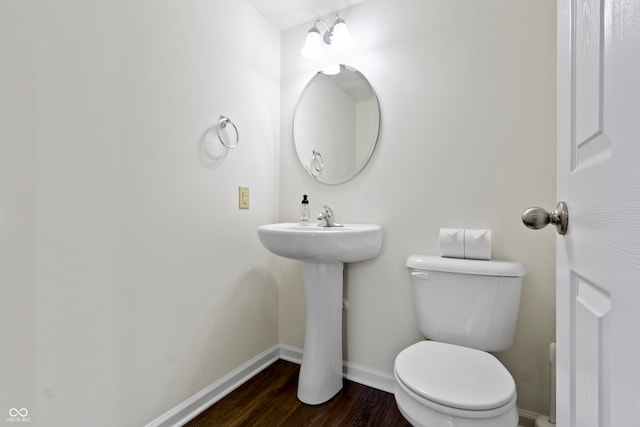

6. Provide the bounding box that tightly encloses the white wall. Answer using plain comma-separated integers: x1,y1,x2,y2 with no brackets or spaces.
1,1,280,426
280,0,557,415
0,0,37,417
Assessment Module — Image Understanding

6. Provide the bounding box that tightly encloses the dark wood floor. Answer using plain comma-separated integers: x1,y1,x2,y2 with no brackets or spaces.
185,359,411,427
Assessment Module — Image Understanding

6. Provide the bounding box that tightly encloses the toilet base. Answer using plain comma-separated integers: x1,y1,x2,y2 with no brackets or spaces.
394,377,518,427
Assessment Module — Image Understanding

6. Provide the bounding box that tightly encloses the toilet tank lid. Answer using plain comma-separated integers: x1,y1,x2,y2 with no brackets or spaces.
406,255,526,277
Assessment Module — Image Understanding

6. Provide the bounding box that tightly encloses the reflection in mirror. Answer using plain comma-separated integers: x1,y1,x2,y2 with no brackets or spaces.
293,65,380,184
311,150,324,177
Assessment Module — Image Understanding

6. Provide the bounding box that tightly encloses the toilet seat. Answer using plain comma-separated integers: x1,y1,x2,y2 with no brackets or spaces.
394,341,516,411
394,370,518,422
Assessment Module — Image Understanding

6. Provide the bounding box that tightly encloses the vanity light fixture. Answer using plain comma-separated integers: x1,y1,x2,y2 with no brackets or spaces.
301,14,353,59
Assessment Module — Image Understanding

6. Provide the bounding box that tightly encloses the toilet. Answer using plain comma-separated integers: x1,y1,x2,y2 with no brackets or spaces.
394,255,526,427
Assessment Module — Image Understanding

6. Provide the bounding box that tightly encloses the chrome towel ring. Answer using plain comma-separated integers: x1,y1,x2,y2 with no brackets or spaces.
311,150,324,176
217,115,239,149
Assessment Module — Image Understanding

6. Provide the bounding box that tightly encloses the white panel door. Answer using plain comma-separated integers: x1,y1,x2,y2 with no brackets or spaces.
556,0,640,426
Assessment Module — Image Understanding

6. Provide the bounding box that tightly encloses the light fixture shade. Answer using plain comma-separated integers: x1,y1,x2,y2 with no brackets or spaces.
331,18,353,48
301,27,322,59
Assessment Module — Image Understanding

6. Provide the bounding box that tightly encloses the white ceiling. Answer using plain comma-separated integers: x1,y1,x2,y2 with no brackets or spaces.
247,0,369,30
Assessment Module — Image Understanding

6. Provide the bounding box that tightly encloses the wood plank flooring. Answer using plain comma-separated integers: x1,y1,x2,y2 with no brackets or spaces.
185,359,411,427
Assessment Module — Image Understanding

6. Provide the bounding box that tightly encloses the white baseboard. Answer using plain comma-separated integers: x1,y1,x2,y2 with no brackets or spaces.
343,360,396,393
518,408,544,427
279,344,395,393
147,343,536,427
144,344,280,427
146,344,396,426
278,343,303,364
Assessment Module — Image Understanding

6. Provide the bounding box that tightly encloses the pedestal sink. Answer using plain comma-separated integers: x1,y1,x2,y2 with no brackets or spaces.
257,222,382,404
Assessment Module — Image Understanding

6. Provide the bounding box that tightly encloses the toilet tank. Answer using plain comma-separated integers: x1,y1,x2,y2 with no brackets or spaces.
406,255,526,352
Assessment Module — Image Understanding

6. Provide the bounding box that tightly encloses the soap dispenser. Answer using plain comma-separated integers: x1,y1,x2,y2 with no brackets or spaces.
299,195,310,223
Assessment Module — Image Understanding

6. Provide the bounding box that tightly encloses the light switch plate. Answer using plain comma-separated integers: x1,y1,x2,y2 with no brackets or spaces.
239,186,249,209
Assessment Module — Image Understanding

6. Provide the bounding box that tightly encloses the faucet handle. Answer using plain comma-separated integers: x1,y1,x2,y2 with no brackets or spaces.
320,205,334,217
317,205,342,227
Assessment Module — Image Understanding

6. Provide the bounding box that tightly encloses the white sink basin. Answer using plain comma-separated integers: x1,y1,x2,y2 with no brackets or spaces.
257,222,382,263
257,222,382,405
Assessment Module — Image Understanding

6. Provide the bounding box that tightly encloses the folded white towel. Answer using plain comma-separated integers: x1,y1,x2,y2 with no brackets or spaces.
464,229,492,260
439,228,465,259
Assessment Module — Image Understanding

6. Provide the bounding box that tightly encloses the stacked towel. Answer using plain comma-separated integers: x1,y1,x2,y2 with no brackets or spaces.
439,228,465,258
439,228,492,260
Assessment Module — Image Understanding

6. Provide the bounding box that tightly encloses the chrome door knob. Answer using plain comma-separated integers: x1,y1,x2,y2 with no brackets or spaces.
522,201,569,235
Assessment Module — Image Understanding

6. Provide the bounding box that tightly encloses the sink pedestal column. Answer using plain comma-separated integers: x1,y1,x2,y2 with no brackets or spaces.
297,261,344,405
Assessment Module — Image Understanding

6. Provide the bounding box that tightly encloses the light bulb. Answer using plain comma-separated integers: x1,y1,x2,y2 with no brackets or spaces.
301,27,322,59
331,18,353,48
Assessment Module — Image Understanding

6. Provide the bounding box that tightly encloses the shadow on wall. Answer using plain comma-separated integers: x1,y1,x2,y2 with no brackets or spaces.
198,124,230,167
184,268,279,395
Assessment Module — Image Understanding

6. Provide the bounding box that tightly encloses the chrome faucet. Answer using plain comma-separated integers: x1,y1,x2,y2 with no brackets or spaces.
317,205,343,227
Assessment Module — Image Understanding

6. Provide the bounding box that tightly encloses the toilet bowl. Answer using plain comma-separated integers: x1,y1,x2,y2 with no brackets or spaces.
394,341,518,427
395,255,526,427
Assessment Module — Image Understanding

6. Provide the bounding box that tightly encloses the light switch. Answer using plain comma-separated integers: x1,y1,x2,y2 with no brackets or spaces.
239,186,249,209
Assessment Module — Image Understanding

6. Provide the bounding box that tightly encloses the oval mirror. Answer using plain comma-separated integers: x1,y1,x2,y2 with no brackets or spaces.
293,65,380,184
